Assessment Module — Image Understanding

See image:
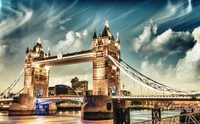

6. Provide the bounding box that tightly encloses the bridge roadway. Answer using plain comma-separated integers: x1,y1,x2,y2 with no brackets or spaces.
33,50,93,66
1,95,200,102
112,95,200,101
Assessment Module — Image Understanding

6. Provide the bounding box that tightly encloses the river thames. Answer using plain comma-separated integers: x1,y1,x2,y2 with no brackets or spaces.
0,110,181,124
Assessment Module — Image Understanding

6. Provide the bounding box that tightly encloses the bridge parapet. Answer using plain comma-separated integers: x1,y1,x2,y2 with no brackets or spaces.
132,112,200,124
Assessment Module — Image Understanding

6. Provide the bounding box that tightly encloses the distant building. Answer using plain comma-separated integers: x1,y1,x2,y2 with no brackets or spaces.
71,77,88,95
48,84,78,96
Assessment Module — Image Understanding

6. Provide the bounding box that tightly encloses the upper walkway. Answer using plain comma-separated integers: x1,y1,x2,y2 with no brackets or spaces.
33,50,93,66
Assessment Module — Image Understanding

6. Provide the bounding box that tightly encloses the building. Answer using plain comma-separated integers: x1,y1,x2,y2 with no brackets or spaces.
71,77,88,95
48,84,78,96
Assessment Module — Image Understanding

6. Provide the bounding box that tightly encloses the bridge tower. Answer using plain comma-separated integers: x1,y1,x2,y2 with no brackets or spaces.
24,38,50,97
92,21,121,96
9,38,56,116
82,21,121,120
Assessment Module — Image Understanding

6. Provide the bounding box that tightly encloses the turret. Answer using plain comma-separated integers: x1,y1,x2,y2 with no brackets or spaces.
93,28,97,39
111,35,114,43
115,32,120,50
48,47,51,57
35,38,43,53
26,46,29,54
102,21,112,45
32,38,45,58
92,29,97,47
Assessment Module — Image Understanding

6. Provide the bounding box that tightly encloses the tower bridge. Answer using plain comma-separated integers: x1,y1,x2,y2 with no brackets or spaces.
1,22,200,122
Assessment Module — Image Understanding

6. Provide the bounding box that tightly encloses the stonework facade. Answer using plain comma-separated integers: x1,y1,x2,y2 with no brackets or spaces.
24,38,50,97
92,23,120,96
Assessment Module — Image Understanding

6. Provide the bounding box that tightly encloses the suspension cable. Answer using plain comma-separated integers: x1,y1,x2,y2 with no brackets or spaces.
108,55,188,95
0,69,24,97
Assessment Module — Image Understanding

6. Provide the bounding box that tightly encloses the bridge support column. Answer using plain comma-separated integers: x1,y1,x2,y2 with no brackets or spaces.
81,95,113,120
152,108,161,124
113,99,130,124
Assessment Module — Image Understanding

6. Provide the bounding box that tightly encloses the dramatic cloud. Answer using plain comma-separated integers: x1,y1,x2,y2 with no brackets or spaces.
168,26,200,82
138,26,200,91
52,30,91,53
132,20,194,57
192,26,200,43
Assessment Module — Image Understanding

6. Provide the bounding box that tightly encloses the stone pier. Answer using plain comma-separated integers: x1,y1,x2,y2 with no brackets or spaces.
81,95,113,120
9,96,57,115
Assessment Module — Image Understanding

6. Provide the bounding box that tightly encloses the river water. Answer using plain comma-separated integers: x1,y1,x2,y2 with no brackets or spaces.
0,110,181,124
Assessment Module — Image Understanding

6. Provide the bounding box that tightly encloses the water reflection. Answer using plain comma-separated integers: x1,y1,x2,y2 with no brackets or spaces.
130,109,181,122
0,110,181,124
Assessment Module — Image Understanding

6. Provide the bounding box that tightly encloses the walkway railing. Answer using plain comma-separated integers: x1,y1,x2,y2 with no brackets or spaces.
132,112,200,124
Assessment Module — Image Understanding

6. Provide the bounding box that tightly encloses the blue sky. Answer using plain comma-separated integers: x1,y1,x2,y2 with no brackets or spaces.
0,0,200,93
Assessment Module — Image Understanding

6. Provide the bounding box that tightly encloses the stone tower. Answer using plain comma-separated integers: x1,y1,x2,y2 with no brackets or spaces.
24,38,50,97
92,21,120,96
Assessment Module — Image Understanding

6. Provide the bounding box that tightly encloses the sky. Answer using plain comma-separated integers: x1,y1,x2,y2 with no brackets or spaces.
0,0,200,94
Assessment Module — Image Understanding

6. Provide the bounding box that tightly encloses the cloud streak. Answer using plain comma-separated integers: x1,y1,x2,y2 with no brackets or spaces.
154,0,192,24
0,4,32,39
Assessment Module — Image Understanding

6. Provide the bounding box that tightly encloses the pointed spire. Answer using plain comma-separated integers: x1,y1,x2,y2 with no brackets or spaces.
111,35,114,41
26,46,29,53
48,47,51,57
33,43,36,51
116,32,120,43
37,38,41,44
93,28,97,39
105,20,109,27
102,21,111,38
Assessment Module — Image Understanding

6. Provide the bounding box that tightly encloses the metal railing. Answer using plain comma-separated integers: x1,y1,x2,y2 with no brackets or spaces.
133,112,200,124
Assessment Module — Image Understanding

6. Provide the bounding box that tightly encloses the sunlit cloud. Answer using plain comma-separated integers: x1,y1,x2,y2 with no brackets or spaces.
137,25,200,91
132,20,194,58
52,30,91,53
